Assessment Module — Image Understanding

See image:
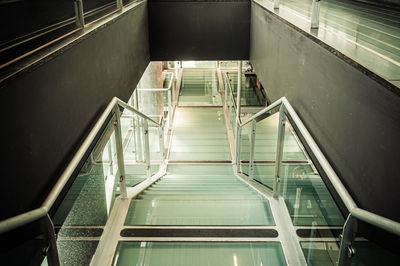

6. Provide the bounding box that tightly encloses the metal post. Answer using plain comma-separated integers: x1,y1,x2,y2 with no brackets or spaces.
306,221,318,264
338,214,357,266
107,141,113,174
116,0,123,10
42,214,60,266
228,93,233,130
224,75,228,108
249,119,256,180
274,0,280,9
113,106,127,198
235,126,242,168
236,61,242,124
273,104,286,198
74,0,84,28
143,119,151,178
134,88,143,162
311,0,321,29
167,89,172,129
158,123,165,162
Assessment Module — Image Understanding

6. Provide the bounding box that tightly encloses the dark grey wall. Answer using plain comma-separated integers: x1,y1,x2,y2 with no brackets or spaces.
0,2,150,220
148,0,250,60
250,2,400,224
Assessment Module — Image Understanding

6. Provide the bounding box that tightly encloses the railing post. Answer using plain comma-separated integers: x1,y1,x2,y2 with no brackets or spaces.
116,0,123,10
143,119,151,178
249,119,256,180
235,125,242,168
311,0,321,29
236,61,242,125
274,0,280,9
74,0,84,28
273,104,286,198
338,214,357,266
42,214,60,266
158,122,165,162
113,105,127,198
107,141,113,174
228,93,233,130
224,75,228,108
167,89,172,129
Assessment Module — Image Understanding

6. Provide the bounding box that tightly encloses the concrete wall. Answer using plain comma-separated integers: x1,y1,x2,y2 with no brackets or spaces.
148,0,250,60
250,1,400,225
0,2,150,221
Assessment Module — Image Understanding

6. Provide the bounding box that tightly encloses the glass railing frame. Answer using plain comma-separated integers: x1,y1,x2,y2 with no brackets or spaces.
0,96,165,266
237,96,400,266
136,72,175,130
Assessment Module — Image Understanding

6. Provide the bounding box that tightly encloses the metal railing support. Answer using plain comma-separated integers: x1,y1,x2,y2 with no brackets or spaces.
158,122,165,161
228,93,233,129
167,89,172,129
107,141,113,174
249,119,257,180
74,0,85,28
235,125,242,167
42,214,60,266
236,61,242,126
311,0,321,29
338,214,357,265
116,0,123,10
274,0,280,9
273,104,286,198
143,119,151,178
114,106,128,198
224,75,228,108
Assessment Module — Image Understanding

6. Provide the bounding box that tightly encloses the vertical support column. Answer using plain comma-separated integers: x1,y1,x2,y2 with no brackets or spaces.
311,0,321,29
114,105,127,198
235,61,242,168
228,93,233,130
74,0,84,28
134,88,143,162
338,214,357,266
273,104,286,198
42,214,60,266
143,119,151,178
235,126,242,168
116,0,123,10
158,123,165,162
107,141,113,175
236,61,242,127
224,75,228,108
249,119,257,180
167,89,172,129
274,0,280,9
306,221,318,265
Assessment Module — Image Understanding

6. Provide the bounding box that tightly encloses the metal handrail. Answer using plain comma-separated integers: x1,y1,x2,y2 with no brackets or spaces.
238,96,400,264
0,96,161,235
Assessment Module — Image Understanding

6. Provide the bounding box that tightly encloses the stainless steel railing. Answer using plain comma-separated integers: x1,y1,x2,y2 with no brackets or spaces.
237,96,400,265
0,96,165,265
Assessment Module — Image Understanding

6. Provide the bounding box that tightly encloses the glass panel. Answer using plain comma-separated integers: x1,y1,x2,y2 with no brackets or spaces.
113,242,287,266
125,164,274,225
280,118,344,227
52,115,121,265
